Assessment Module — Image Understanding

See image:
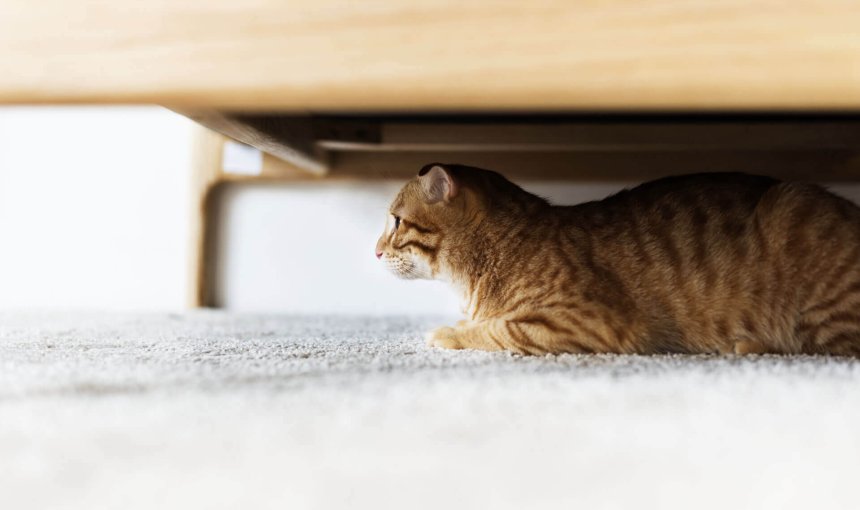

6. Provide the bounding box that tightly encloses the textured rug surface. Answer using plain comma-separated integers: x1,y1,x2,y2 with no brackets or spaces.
2,311,859,510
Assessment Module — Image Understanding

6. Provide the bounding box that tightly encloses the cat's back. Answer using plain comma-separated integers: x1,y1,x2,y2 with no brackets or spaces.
567,171,860,273
575,172,781,227
578,172,860,244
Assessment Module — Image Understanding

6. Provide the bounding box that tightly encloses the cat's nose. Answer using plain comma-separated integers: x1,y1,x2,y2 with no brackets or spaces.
376,251,383,259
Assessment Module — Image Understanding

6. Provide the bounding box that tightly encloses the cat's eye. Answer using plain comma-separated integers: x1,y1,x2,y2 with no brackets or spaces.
393,216,401,230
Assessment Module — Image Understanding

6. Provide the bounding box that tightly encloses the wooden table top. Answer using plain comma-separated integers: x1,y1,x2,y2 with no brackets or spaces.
2,0,859,111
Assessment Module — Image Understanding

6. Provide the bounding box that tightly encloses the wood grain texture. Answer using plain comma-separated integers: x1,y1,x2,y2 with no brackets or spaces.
1,0,859,110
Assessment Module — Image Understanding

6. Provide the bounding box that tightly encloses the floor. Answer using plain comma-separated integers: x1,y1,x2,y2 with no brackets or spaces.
2,311,859,510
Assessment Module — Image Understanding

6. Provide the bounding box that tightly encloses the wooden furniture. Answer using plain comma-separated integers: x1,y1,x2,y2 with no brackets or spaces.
3,0,859,306
3,0,859,110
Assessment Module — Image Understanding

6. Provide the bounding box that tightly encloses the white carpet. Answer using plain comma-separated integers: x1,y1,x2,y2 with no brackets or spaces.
2,311,859,510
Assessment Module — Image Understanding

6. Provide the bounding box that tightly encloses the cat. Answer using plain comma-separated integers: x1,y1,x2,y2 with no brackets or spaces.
376,163,860,356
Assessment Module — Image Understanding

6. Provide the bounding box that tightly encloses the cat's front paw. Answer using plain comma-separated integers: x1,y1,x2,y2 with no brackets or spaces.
426,326,463,350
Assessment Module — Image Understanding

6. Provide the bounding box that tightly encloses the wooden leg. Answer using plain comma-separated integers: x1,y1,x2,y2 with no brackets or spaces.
187,127,227,308
186,126,324,308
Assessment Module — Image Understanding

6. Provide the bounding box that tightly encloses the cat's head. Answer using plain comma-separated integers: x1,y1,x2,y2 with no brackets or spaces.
376,163,541,281
375,163,471,281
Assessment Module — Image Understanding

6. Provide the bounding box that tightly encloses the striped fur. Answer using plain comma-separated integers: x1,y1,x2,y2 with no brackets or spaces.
376,163,860,356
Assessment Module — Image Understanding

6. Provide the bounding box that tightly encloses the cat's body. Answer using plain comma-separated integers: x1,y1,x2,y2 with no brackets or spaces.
376,164,860,356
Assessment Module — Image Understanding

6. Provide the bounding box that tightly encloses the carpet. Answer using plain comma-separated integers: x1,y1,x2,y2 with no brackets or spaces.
1,311,859,510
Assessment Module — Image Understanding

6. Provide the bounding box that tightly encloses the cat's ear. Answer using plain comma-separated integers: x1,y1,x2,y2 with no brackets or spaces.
418,164,458,204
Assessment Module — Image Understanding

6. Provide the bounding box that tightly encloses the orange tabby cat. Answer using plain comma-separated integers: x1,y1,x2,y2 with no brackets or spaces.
376,163,860,356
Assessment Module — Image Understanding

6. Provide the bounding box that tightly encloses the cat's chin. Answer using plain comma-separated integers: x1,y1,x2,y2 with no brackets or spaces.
384,258,434,280
385,263,432,280
393,268,434,281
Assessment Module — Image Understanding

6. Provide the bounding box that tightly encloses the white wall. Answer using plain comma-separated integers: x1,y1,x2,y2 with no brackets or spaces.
0,107,193,310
